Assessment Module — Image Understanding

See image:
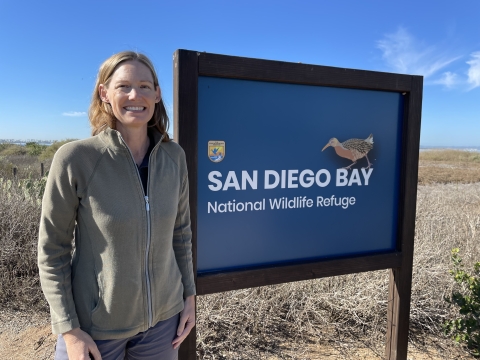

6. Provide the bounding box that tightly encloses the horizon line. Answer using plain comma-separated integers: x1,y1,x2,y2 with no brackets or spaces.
1,139,480,149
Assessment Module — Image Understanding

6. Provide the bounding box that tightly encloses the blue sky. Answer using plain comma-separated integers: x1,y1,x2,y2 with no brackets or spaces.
0,0,479,146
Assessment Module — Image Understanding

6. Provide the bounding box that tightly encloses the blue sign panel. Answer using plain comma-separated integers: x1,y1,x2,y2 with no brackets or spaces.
197,76,404,273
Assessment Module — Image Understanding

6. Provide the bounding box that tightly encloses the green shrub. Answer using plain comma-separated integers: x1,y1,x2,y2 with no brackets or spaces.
39,139,77,160
25,142,47,156
444,248,480,357
0,144,27,156
0,156,13,177
0,143,12,152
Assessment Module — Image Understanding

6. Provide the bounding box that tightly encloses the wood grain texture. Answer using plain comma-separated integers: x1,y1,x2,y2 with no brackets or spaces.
198,52,413,92
197,252,402,295
385,75,423,360
174,49,199,360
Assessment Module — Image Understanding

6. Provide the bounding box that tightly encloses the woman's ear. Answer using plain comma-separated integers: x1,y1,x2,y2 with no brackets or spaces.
99,84,109,103
155,86,161,103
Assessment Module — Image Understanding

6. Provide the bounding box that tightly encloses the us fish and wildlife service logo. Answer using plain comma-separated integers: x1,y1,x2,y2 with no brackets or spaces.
208,141,225,163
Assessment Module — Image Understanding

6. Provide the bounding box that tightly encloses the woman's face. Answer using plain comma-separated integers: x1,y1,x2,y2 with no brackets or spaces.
99,61,160,131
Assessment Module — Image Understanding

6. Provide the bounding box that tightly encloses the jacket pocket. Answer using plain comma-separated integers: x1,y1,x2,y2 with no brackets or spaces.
90,271,145,331
71,257,100,330
90,275,101,315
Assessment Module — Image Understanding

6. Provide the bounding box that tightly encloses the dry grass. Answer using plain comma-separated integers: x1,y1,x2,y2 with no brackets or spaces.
1,150,480,359
0,183,47,312
420,150,480,163
0,155,50,180
0,154,49,313
419,150,480,185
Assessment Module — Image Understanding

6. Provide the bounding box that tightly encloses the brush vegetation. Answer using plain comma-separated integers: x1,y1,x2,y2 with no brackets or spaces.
419,149,480,185
420,149,480,163
444,248,480,357
1,149,480,358
0,139,75,163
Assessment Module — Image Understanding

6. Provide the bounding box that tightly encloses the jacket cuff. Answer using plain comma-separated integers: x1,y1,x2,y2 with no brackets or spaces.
52,317,81,335
183,285,196,298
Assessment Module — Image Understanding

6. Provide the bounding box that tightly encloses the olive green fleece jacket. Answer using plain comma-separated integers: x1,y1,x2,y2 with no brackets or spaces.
38,128,196,340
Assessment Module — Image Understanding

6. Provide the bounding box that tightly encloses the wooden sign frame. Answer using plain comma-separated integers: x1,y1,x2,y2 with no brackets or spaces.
173,49,423,360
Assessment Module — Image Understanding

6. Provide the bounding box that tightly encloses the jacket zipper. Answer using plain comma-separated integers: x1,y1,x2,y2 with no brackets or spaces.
119,133,163,329
144,195,152,328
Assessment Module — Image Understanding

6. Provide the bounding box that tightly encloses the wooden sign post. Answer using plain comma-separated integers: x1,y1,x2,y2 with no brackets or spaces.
174,50,422,360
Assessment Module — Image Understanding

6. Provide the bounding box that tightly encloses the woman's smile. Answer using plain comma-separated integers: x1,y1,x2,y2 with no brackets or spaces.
124,106,146,111
99,60,160,130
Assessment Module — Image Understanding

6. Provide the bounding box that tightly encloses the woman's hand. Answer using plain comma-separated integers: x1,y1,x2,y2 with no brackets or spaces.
172,295,196,349
63,327,102,360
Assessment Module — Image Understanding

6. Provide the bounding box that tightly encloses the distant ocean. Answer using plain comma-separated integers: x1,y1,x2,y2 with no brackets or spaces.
420,146,480,152
0,140,54,146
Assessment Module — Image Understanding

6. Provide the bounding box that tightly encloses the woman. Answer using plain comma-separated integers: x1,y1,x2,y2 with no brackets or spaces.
38,51,195,360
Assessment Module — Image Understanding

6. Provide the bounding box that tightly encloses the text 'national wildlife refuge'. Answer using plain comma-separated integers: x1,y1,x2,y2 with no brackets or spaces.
206,168,373,214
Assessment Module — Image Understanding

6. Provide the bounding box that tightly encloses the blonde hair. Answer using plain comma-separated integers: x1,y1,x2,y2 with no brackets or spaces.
88,51,170,141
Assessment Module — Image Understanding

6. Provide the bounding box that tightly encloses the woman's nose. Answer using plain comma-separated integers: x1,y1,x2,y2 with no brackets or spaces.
128,87,139,99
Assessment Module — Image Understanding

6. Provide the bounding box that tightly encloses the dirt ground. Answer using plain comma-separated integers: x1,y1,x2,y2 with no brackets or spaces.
0,310,473,360
0,310,56,360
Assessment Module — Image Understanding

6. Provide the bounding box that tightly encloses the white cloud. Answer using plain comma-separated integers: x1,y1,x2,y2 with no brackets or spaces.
466,52,480,90
62,111,87,117
376,27,460,78
433,71,458,89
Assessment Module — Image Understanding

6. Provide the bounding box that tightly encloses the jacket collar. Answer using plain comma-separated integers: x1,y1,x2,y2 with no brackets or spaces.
100,127,165,151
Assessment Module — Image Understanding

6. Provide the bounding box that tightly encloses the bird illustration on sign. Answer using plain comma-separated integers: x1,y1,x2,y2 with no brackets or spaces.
322,134,374,170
